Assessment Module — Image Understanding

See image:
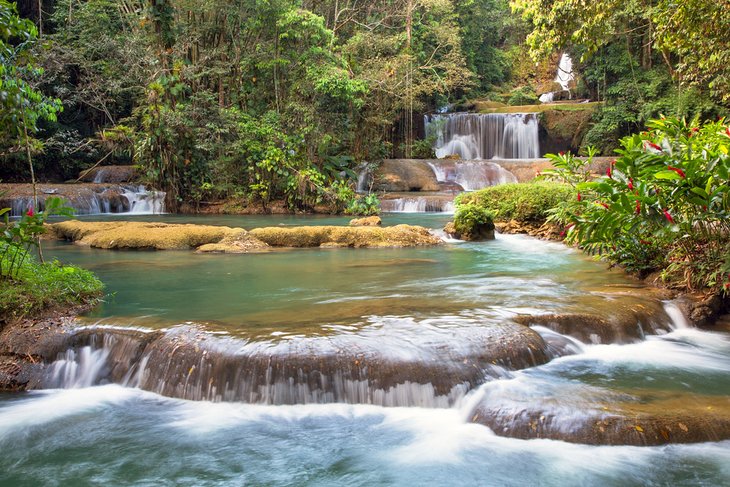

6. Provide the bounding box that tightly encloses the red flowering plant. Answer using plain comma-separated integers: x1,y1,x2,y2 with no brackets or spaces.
1,196,73,279
544,116,730,290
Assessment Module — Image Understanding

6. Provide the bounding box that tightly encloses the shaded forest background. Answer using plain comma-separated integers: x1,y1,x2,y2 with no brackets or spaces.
2,0,728,211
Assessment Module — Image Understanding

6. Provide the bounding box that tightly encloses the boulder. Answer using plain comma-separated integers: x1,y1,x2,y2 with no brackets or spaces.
469,394,730,445
349,216,382,227
249,224,441,248
372,159,441,192
50,221,269,252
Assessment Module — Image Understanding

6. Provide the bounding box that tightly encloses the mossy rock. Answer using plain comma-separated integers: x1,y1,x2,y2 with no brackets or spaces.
50,221,269,252
249,224,440,248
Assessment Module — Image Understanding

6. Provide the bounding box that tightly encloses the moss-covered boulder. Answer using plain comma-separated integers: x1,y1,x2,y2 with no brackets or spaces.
50,221,269,253
249,224,440,248
349,216,382,227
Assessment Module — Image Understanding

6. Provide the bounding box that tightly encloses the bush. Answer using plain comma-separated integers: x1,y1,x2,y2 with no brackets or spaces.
0,247,104,323
547,116,730,289
453,203,495,240
508,86,539,106
457,181,576,223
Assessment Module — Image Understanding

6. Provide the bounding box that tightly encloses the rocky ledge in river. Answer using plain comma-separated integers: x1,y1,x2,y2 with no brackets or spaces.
469,391,730,446
0,319,550,406
49,221,441,252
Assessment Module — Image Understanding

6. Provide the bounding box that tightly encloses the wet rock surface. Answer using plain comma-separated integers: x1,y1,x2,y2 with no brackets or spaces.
513,299,671,344
1,321,550,407
470,394,730,445
372,159,441,192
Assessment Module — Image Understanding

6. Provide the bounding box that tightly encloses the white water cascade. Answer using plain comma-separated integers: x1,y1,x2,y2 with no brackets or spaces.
425,113,540,160
426,160,517,191
539,53,575,103
6,184,165,216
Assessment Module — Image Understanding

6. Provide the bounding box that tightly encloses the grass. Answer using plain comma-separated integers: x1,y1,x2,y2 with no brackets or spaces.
0,244,104,324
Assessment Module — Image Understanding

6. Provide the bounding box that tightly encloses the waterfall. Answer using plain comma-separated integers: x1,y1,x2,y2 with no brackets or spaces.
380,197,455,213
425,113,540,160
426,161,517,191
4,184,165,216
539,53,575,103
121,185,166,215
555,52,575,91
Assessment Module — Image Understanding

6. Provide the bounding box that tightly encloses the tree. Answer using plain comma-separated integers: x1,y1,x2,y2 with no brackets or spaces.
1,0,62,203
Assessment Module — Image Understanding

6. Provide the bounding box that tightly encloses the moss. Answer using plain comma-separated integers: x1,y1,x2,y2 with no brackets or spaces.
0,247,104,325
457,182,575,223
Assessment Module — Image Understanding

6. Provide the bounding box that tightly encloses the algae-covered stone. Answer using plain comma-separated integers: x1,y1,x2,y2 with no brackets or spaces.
349,216,382,227
50,221,269,252
249,224,440,248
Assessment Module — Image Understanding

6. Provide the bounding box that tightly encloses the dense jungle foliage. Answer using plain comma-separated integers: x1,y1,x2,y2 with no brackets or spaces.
1,0,728,212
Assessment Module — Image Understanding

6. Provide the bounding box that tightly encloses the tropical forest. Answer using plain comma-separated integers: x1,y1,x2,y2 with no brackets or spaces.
1,0,729,484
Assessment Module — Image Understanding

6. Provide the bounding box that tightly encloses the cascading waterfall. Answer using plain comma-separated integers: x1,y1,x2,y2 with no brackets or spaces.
539,52,575,103
425,113,540,160
5,184,165,216
426,160,517,191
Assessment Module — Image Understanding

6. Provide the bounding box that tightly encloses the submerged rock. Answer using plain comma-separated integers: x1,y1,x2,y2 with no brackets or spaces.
249,224,440,248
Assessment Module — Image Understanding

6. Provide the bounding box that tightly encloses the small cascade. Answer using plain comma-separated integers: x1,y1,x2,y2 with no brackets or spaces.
425,113,540,160
426,160,517,191
3,184,165,216
663,301,691,330
380,197,455,213
539,52,575,103
121,185,166,214
47,347,111,389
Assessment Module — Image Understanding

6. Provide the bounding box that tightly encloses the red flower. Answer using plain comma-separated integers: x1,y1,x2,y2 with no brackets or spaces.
577,192,582,202
600,202,610,209
644,141,663,153
635,200,641,214
627,179,634,190
667,166,686,178
726,127,730,137
663,209,674,223
559,151,565,156
606,166,612,178
26,207,34,217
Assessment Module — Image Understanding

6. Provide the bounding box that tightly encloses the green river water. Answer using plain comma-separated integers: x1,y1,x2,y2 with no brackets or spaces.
1,213,728,486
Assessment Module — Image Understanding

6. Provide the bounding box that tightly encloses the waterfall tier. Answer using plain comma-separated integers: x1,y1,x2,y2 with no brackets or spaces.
425,113,540,160
0,183,165,216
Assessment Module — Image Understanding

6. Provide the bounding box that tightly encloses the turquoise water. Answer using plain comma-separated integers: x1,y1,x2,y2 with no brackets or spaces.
1,213,728,485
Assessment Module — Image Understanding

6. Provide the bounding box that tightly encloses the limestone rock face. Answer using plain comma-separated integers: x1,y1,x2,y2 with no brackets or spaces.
78,165,138,183
372,159,441,192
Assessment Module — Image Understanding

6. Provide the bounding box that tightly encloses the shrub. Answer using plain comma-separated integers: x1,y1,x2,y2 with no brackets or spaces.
457,181,576,223
453,203,495,240
508,86,539,106
0,247,104,323
546,116,730,289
